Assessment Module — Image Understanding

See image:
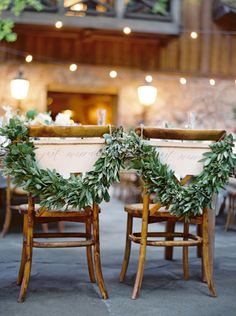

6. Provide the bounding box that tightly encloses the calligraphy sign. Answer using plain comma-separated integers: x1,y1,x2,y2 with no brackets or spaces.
34,138,105,178
147,140,212,178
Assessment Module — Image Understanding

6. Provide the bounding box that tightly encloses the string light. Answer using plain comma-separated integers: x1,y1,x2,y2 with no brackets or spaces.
69,63,77,72
25,54,33,63
190,31,198,39
145,75,153,83
180,77,187,85
123,27,131,35
71,3,86,11
109,70,118,78
55,21,63,29
183,29,236,35
209,79,216,86
1,47,236,87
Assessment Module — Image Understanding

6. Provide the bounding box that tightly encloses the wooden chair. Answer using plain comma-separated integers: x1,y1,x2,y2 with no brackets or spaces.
0,179,64,236
0,175,11,237
119,127,226,299
16,125,109,302
225,178,236,231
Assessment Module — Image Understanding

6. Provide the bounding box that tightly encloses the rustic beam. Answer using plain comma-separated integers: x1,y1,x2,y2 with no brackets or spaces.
2,11,180,35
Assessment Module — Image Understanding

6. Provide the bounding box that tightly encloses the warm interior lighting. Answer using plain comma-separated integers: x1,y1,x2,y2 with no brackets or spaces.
96,4,106,12
209,79,216,86
63,109,74,117
25,54,33,63
145,75,153,83
71,3,87,11
123,27,131,35
69,63,77,72
55,21,63,28
10,71,30,100
137,85,157,106
109,70,117,78
190,31,198,39
180,77,187,85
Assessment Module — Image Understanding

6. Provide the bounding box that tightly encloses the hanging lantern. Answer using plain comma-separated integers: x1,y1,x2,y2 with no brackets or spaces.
137,84,157,106
10,71,30,100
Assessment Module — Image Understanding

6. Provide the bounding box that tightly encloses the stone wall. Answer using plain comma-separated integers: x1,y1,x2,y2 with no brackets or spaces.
0,63,235,131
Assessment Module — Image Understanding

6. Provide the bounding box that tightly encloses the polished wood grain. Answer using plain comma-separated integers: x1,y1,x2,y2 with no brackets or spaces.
135,127,226,141
28,125,113,138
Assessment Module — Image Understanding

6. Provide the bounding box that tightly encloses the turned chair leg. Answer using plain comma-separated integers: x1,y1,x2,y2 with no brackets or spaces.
119,214,133,282
1,176,11,238
17,215,28,286
93,203,108,299
165,220,175,260
86,217,96,283
225,194,234,231
132,191,149,299
58,221,64,233
18,197,34,303
197,224,203,258
183,222,189,280
202,208,217,297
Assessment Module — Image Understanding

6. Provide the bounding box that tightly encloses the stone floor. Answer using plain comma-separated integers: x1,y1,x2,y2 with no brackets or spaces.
0,198,236,316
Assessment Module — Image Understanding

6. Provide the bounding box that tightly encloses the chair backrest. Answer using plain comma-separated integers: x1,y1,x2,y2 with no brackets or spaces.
135,127,227,215
135,127,226,141
28,125,112,178
135,127,226,177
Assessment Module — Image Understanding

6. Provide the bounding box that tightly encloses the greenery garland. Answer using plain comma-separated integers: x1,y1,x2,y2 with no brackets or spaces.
0,117,236,219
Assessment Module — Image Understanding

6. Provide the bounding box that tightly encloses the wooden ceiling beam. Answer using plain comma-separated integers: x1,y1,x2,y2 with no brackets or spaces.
2,11,180,35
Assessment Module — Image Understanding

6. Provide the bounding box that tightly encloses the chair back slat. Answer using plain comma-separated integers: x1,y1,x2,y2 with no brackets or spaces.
28,125,113,138
135,127,226,141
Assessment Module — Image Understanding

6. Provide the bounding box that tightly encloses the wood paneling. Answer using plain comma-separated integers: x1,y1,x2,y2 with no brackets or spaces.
1,0,236,76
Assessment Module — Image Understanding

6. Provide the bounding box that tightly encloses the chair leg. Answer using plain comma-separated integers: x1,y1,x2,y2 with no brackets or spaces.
18,197,34,303
165,220,175,260
1,176,11,238
17,215,28,286
197,224,202,258
86,217,96,283
93,203,108,299
41,223,48,233
183,222,189,280
119,214,133,282
202,208,217,297
225,195,233,231
132,191,149,299
58,221,64,233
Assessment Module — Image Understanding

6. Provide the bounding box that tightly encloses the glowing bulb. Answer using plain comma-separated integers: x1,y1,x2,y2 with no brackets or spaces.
235,79,236,84
190,31,198,39
145,75,153,83
137,85,157,106
180,77,187,85
209,79,215,86
55,21,63,29
25,55,33,63
123,27,131,35
69,64,77,72
71,3,86,11
109,70,117,78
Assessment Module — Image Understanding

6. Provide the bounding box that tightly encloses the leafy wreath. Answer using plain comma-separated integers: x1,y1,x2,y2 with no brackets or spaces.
0,117,236,219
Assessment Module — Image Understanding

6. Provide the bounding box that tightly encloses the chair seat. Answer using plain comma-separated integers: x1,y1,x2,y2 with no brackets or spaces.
124,203,202,223
124,203,174,218
17,204,92,217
